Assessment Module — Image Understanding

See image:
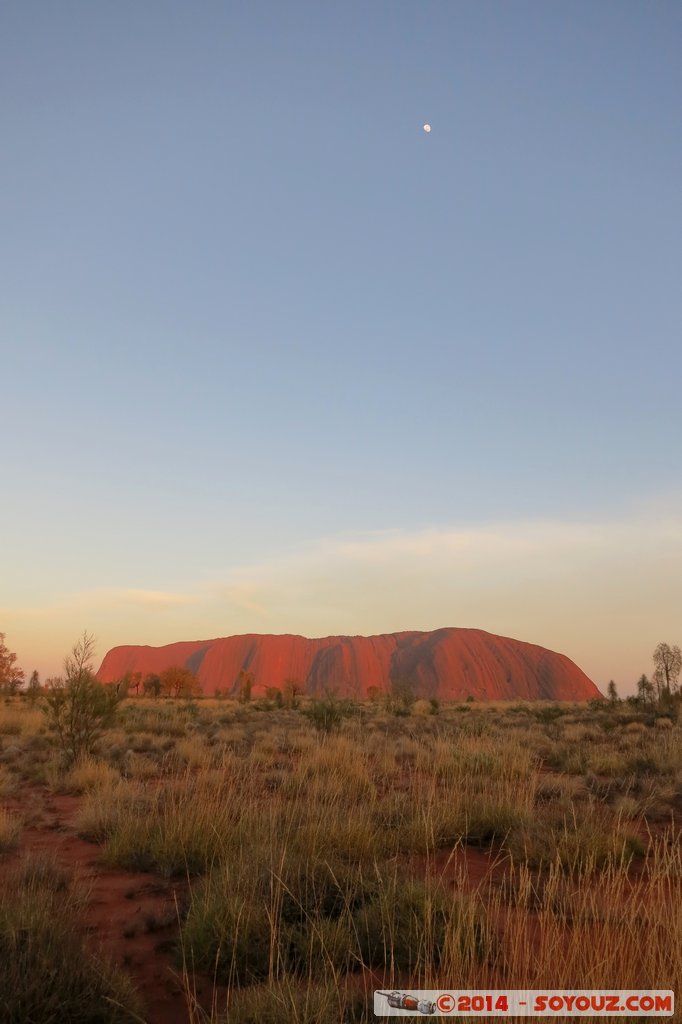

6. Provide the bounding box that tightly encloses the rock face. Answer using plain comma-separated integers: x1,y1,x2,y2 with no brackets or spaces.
97,628,600,701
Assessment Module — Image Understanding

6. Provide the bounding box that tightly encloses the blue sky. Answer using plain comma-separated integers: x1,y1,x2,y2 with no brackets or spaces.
2,1,681,691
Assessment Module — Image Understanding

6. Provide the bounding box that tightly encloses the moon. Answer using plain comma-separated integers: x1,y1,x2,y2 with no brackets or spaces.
423,123,432,133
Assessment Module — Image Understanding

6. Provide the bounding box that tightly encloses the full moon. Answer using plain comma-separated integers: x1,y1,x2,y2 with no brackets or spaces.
423,123,432,132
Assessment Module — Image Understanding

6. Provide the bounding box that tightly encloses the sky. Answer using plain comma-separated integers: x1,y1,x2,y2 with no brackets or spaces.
1,1,681,694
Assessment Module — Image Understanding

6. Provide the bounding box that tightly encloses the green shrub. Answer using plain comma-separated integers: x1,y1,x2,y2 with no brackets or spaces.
533,705,566,723
386,679,416,717
304,694,352,733
41,633,122,763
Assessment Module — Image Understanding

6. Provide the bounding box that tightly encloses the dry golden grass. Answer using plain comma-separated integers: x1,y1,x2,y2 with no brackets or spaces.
493,839,682,991
60,756,121,794
2,693,681,1023
0,851,142,1021
0,805,21,853
122,750,160,781
175,736,216,770
0,703,44,736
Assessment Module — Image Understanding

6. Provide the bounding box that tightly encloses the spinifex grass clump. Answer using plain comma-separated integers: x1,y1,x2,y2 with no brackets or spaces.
60,755,121,794
0,703,43,737
372,735,538,854
77,768,249,875
281,738,376,806
181,848,494,987
353,873,493,978
504,806,645,872
179,798,387,984
212,981,370,1024
0,853,142,1023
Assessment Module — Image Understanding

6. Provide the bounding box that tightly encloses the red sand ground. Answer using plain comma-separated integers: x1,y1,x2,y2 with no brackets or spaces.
98,628,600,702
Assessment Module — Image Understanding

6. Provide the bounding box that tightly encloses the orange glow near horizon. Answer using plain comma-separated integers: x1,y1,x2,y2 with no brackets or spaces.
5,513,681,695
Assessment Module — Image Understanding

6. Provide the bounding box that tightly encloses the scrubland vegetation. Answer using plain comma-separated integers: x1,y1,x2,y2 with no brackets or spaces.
0,682,681,1022
0,850,141,1022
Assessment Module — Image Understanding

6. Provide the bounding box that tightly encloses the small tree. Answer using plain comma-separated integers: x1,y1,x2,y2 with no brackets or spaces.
283,678,303,709
636,674,655,706
160,665,200,699
41,632,122,763
143,672,161,698
120,670,142,697
387,678,416,717
606,680,619,704
652,642,682,697
0,632,24,695
238,669,254,703
27,669,41,705
304,691,350,734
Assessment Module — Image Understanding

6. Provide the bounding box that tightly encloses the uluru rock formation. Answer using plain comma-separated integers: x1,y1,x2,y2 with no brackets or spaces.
97,628,600,701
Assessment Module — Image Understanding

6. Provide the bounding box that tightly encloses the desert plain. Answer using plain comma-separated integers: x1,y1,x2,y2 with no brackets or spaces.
1,668,680,1023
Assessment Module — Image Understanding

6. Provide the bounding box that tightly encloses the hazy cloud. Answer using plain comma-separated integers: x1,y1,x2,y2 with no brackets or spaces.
199,514,682,687
5,511,682,691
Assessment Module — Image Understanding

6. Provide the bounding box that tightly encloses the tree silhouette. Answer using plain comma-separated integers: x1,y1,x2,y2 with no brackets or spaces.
653,643,682,696
160,665,199,698
0,632,24,695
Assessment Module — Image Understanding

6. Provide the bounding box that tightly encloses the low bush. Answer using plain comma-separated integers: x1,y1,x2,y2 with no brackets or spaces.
41,634,122,764
303,694,353,734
